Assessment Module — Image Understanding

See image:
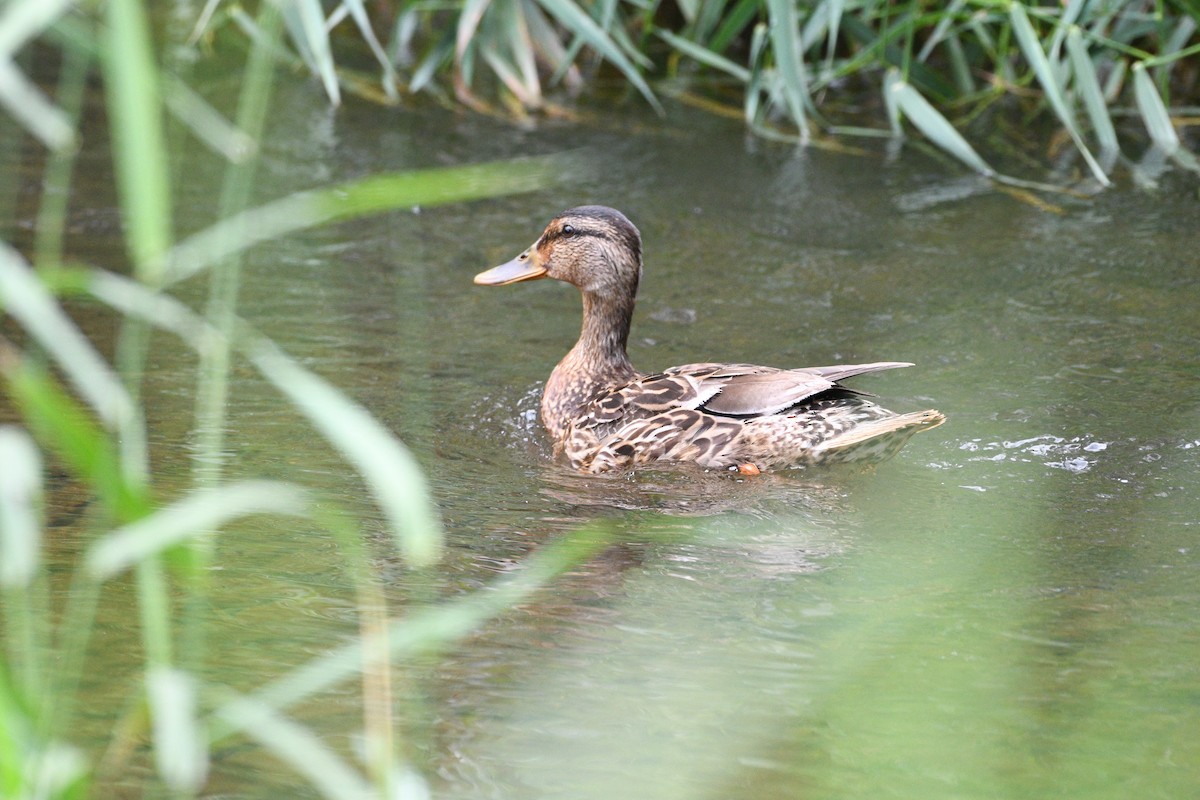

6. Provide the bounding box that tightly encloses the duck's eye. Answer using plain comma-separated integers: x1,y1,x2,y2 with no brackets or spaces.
561,224,576,237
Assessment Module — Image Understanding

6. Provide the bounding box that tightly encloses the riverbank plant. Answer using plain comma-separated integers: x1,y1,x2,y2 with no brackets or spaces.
178,0,1200,186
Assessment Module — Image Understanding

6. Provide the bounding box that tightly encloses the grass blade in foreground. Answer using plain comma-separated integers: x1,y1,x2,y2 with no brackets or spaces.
0,245,135,433
214,522,615,726
165,153,579,284
0,426,41,587
87,269,442,568
103,0,173,280
247,338,443,569
211,688,373,799
87,481,310,580
147,667,208,792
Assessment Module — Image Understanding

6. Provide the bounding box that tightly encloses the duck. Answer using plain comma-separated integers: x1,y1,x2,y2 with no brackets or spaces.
474,205,944,474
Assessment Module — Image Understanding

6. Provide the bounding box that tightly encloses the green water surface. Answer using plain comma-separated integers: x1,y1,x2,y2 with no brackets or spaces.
5,68,1199,798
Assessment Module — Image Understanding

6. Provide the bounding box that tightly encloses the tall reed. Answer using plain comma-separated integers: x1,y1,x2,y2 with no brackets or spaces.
195,0,1199,185
0,2,604,796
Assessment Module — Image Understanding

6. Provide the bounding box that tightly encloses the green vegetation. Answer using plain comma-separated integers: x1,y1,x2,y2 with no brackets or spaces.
184,0,1198,185
1,2,604,796
2,2,1198,798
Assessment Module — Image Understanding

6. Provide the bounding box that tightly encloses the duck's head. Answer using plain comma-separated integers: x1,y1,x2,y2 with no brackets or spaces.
475,206,642,301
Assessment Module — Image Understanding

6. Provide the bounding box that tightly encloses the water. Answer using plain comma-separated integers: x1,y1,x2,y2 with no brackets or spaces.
5,68,1200,798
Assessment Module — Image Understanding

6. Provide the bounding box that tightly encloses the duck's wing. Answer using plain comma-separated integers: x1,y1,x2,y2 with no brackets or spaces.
579,360,914,431
678,360,913,417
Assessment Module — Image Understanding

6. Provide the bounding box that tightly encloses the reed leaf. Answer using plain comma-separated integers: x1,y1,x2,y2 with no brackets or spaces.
89,269,440,570
279,0,340,106
709,0,760,55
161,74,256,163
917,0,966,62
1009,2,1112,186
338,0,399,100
764,0,810,141
221,522,614,724
147,667,208,792
0,426,40,588
0,673,87,800
165,154,574,284
0,353,146,522
246,338,443,568
0,60,74,150
883,66,902,137
885,69,995,178
211,688,374,800
1066,27,1119,155
0,244,135,432
102,0,173,280
1132,62,1179,152
0,0,73,56
533,0,661,112
656,29,750,82
87,481,310,580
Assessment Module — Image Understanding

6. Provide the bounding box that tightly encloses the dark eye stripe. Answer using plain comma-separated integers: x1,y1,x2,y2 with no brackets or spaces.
544,225,609,245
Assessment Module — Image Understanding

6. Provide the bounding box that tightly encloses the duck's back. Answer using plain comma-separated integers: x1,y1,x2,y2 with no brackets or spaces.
553,361,943,472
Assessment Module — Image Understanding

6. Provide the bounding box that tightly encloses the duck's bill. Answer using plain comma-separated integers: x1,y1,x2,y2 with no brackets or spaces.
474,254,547,286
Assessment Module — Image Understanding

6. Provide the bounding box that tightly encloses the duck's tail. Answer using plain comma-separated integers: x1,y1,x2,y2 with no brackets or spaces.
809,409,946,464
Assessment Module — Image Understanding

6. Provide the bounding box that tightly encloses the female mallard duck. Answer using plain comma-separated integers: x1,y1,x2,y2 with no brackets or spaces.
475,206,944,474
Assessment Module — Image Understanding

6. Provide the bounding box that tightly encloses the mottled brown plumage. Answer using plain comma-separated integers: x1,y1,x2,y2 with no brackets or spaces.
475,206,945,473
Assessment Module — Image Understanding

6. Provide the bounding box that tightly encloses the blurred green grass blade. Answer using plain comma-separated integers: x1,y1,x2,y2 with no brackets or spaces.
103,0,173,281
34,42,90,269
211,687,373,799
148,667,208,792
0,244,135,431
89,268,216,349
1009,3,1111,186
87,481,309,580
1132,62,1179,153
246,338,443,568
161,74,256,163
886,70,995,178
0,0,73,56
87,271,441,568
656,29,750,82
0,426,41,588
222,522,614,724
165,153,575,284
0,60,75,150
532,0,662,113
0,352,147,522
280,0,341,106
764,0,809,142
0,669,88,799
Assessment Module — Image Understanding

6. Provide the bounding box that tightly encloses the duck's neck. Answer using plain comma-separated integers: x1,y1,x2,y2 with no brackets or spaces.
541,290,637,440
